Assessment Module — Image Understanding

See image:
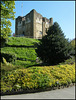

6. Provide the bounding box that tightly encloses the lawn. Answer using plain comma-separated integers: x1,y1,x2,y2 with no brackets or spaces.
1,37,40,67
6,37,39,46
1,47,37,61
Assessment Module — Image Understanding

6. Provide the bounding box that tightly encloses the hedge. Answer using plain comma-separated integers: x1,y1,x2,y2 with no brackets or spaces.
1,63,75,95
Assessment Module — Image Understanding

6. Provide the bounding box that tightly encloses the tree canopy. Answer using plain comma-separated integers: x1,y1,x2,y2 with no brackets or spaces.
35,22,74,65
1,1,15,39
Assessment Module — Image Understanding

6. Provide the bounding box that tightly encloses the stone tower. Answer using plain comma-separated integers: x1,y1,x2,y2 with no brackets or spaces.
15,9,53,39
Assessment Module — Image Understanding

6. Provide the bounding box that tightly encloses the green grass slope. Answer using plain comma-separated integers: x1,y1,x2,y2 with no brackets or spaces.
1,37,40,67
6,37,39,46
1,47,37,61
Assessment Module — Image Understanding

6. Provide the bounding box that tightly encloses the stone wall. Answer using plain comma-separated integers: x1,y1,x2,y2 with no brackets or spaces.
25,11,33,36
15,9,53,39
35,10,43,38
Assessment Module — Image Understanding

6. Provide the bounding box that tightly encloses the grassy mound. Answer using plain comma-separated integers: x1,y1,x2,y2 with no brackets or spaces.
1,37,40,67
6,37,39,46
1,47,37,61
1,63,75,94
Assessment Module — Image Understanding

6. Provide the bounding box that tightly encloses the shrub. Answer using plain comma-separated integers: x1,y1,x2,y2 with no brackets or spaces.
59,56,75,65
1,63,75,94
1,62,21,77
0,37,6,47
1,52,17,63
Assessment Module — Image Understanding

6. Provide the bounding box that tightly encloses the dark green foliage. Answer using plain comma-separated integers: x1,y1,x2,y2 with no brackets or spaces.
59,56,75,65
70,38,75,50
0,37,6,47
35,22,74,65
1,53,17,63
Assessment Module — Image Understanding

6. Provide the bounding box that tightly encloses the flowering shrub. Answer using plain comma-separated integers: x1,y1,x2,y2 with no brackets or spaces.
1,63,75,94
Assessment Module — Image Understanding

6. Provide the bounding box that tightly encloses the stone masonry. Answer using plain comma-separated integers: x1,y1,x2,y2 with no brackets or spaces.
15,9,53,39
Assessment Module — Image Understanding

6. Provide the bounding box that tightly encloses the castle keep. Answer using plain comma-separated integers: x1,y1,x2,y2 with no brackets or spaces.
15,9,53,39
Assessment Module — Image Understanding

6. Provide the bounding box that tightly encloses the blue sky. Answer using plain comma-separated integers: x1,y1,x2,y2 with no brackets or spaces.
10,1,75,40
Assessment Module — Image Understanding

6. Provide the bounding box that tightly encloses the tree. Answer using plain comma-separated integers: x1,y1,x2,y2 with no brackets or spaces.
35,22,74,65
70,38,75,49
1,1,15,40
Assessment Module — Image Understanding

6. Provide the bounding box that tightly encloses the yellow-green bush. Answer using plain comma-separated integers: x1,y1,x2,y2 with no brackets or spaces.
1,63,75,93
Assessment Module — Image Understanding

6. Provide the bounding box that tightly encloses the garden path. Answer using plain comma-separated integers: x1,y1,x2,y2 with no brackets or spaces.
1,85,75,99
